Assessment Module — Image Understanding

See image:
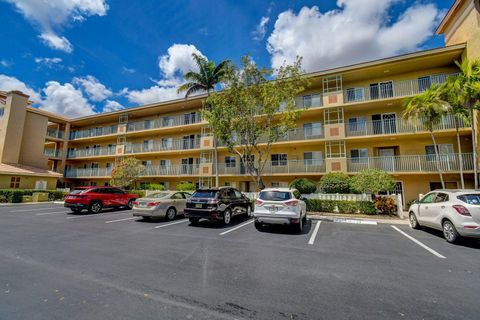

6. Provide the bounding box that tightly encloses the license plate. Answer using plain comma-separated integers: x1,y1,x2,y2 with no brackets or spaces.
195,203,202,208
138,202,147,208
268,206,278,212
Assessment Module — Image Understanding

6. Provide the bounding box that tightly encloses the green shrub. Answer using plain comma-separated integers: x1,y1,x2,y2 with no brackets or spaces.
349,169,395,194
129,190,146,198
373,196,397,215
141,183,165,191
305,199,377,215
176,182,196,191
0,189,68,203
319,172,351,193
289,178,317,194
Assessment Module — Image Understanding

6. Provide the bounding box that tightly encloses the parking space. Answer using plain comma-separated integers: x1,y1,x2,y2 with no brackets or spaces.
1,204,480,319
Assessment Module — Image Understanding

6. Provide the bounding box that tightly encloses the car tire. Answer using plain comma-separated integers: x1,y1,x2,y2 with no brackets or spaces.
294,217,303,233
88,201,103,214
254,220,263,231
302,212,307,224
223,208,232,225
189,217,200,225
126,199,135,210
71,208,81,214
442,219,460,244
165,207,176,221
409,212,420,229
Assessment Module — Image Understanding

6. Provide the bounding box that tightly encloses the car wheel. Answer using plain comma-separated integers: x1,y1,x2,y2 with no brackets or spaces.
71,208,81,214
442,220,460,244
294,217,303,233
223,208,232,225
254,220,263,231
88,201,103,214
189,217,200,225
127,199,135,210
302,212,307,223
165,207,176,221
409,212,420,229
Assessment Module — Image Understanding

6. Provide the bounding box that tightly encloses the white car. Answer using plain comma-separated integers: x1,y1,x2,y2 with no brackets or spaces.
408,190,480,243
133,191,191,221
253,188,307,232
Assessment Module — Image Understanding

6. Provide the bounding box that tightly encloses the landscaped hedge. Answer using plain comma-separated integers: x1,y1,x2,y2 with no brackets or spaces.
0,189,68,203
129,190,146,198
305,199,377,215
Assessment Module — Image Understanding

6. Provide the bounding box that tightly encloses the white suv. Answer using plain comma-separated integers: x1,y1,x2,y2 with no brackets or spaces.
253,188,307,232
408,190,480,243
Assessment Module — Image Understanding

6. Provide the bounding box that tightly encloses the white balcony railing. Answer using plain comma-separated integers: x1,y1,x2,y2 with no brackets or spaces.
43,149,62,158
345,115,469,137
67,147,116,158
127,114,203,132
216,160,326,175
124,138,201,154
46,128,64,139
347,153,474,173
65,167,113,178
70,125,118,140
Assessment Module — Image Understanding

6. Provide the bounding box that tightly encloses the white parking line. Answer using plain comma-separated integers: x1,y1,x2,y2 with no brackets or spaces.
391,225,446,259
308,221,321,245
219,219,254,236
35,211,69,216
154,219,188,229
333,218,377,225
105,217,138,224
9,207,58,213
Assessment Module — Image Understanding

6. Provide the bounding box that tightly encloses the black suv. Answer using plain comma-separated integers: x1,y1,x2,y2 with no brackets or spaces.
185,187,252,225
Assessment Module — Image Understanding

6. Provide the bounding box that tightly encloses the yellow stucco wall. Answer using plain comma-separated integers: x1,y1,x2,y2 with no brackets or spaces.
0,175,58,190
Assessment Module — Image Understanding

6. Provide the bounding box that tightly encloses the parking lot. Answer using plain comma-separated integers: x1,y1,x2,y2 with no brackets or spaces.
1,203,479,320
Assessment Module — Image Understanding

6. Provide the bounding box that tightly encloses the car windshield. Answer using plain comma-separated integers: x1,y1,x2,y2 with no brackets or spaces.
149,192,170,198
457,194,480,205
192,191,218,198
259,191,292,201
70,188,87,195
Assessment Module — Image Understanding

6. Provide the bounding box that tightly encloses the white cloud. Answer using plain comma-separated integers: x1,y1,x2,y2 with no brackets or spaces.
267,0,442,72
253,16,270,41
123,44,205,105
6,0,108,52
0,74,41,102
0,59,12,68
103,100,124,112
34,57,63,69
38,32,73,53
41,81,95,117
73,75,112,102
121,67,136,74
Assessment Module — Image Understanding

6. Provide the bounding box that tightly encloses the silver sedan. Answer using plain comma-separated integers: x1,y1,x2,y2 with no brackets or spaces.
133,191,192,221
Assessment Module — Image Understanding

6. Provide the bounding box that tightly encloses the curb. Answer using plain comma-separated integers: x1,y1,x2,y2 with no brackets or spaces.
308,214,409,225
0,201,57,207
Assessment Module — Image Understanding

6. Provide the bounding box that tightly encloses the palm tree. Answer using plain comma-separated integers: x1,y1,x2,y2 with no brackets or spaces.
447,59,480,189
177,53,231,188
403,84,450,189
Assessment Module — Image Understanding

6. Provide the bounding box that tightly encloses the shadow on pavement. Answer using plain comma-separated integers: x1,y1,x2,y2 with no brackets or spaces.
256,218,313,235
419,227,480,249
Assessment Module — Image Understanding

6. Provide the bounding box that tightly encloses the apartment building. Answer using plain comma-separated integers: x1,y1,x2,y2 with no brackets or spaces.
1,0,479,205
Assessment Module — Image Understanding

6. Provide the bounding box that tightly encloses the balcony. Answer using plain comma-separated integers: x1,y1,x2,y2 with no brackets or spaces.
342,74,455,104
126,114,203,132
67,146,116,158
46,128,64,139
124,138,201,154
345,115,469,137
44,149,62,158
65,167,113,178
70,125,118,140
347,153,473,173
216,160,326,175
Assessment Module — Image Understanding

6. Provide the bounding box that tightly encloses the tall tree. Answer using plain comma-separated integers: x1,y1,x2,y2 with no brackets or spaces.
110,158,145,189
178,53,231,188
447,59,480,188
403,84,450,189
204,56,309,190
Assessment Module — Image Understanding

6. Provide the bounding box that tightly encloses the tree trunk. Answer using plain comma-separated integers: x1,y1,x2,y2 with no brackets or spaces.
214,135,219,188
470,108,478,189
430,132,445,189
454,115,465,189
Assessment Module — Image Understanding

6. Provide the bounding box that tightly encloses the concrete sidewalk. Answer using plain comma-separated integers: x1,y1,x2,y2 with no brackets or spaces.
0,201,62,206
308,212,409,225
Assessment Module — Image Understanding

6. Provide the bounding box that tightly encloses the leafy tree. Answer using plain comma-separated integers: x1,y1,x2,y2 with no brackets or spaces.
110,158,145,189
319,172,351,194
204,56,309,190
403,84,450,188
289,178,317,194
177,53,231,187
445,59,480,188
176,182,196,191
144,183,165,191
349,169,395,194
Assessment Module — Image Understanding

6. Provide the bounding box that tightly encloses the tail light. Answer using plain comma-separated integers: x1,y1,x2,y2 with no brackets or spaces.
133,201,139,206
147,201,161,207
255,199,264,207
453,205,471,216
285,200,299,207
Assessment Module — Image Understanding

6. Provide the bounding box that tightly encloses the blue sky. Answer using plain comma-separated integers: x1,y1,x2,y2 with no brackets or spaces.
0,0,453,117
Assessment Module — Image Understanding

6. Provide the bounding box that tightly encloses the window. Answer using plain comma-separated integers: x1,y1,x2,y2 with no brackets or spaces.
369,81,393,99
420,193,436,204
259,191,291,201
0,107,4,118
143,140,154,151
303,122,322,137
234,190,243,199
302,94,321,108
162,117,174,127
434,193,449,203
144,119,153,129
346,88,365,102
10,177,20,188
350,149,368,163
225,156,236,168
271,182,280,188
304,152,323,165
457,194,480,205
425,144,454,161
271,154,287,166
142,160,152,166
161,138,173,149
160,159,171,167
348,117,366,133
171,193,184,199
418,76,431,92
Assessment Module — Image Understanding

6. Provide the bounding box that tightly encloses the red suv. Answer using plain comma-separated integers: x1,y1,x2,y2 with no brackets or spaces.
64,186,138,214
